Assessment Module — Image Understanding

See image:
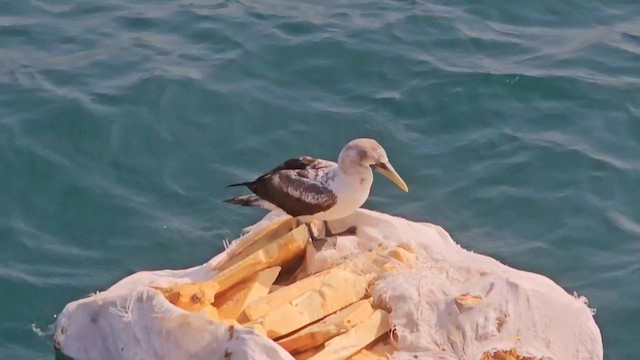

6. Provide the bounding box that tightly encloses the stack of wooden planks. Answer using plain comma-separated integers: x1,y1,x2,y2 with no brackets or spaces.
151,218,409,359
151,218,535,360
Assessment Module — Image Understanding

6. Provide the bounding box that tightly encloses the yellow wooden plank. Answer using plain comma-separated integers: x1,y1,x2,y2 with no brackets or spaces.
454,293,483,312
294,346,322,360
213,217,298,271
215,266,281,321
248,269,369,338
348,349,385,360
277,299,374,353
481,349,538,360
305,309,391,360
348,336,395,360
244,266,359,321
212,225,308,293
152,281,219,312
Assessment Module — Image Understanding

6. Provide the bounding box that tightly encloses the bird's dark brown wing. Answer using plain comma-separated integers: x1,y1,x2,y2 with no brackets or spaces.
244,157,338,217
262,156,325,174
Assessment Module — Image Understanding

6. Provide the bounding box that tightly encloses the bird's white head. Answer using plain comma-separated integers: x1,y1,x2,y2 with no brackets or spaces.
337,138,409,192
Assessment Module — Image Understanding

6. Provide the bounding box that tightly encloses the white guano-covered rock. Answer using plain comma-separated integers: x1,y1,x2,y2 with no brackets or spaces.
54,209,603,360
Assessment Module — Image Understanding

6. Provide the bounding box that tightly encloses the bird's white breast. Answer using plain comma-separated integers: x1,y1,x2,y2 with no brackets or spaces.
306,169,373,221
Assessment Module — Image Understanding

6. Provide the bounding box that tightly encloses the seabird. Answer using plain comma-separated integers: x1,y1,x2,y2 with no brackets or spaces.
224,138,408,241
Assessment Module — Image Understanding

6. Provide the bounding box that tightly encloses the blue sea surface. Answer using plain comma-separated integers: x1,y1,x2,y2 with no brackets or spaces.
1,0,638,358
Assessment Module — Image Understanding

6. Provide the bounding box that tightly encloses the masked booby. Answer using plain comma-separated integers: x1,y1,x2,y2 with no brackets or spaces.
224,138,409,241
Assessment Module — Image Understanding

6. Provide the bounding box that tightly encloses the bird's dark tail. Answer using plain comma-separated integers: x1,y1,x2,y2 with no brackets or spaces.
227,181,253,188
223,195,257,206
223,195,275,210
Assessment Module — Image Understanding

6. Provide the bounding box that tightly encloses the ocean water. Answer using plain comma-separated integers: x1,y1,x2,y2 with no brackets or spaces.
1,0,638,358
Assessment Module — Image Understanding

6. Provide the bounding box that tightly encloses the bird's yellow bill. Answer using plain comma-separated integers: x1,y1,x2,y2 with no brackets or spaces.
374,162,409,192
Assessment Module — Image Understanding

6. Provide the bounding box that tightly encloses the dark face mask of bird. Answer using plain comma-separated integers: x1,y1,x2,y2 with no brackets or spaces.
371,162,409,192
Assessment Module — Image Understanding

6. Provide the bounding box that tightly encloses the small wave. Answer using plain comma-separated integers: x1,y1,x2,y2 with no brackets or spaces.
32,322,56,339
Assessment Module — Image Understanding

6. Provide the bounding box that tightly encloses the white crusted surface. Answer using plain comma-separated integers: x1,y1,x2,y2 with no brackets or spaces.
54,209,603,360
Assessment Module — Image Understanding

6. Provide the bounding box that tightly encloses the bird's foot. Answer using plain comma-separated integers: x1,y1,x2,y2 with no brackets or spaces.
306,222,339,251
311,236,337,251
324,221,357,238
334,226,357,237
